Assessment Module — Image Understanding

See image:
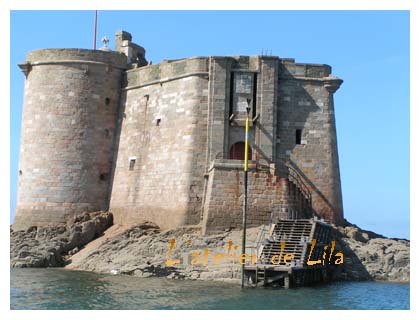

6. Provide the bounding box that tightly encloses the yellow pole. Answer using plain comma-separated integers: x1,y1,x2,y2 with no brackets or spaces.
241,102,251,288
244,113,249,171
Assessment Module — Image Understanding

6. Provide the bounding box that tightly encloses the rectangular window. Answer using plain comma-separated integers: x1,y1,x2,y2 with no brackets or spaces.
129,157,136,171
296,129,302,145
230,72,255,118
235,73,253,94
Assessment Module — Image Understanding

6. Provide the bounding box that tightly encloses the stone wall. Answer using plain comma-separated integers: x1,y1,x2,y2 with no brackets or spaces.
276,60,344,223
14,49,126,230
202,160,308,234
109,66,210,229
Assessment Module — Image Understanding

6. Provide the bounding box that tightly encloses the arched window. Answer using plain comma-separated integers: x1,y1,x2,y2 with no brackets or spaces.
229,141,252,160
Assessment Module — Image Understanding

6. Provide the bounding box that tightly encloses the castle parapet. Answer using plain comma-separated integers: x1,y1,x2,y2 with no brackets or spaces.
22,48,127,71
279,60,332,79
124,57,209,90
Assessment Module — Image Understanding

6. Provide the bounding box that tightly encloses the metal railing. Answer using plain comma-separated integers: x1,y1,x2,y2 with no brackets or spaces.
246,211,279,265
286,164,312,203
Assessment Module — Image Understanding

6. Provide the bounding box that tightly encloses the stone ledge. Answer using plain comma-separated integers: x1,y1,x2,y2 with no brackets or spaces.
208,159,274,173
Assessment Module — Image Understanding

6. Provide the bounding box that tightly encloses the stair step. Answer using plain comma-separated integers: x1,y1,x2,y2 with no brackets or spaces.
263,250,303,253
263,250,303,252
273,234,311,237
262,256,302,259
263,247,303,250
263,246,302,249
262,255,302,259
273,230,311,232
274,225,311,228
274,224,311,225
271,235,311,238
274,223,311,226
274,231,311,234
265,240,307,244
274,226,311,230
275,227,311,228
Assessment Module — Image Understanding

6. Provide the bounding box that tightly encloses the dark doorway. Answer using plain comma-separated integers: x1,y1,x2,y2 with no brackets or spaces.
230,141,252,160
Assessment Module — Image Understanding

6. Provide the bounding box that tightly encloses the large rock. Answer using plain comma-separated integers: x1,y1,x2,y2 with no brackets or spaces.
10,211,113,268
331,225,410,282
64,223,263,283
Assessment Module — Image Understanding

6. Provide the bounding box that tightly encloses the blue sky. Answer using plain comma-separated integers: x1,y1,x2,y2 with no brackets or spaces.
10,10,410,239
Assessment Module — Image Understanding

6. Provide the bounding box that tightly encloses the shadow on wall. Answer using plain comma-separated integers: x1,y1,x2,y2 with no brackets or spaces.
287,159,336,219
275,64,342,222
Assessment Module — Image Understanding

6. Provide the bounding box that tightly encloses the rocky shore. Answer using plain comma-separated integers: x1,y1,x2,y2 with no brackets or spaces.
332,224,410,282
10,212,409,283
10,211,113,268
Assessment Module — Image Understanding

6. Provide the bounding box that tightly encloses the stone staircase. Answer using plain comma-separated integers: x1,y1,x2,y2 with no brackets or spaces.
259,219,314,266
272,164,314,220
245,218,333,287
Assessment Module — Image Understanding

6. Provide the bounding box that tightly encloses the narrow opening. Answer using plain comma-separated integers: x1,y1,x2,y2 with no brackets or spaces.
156,118,161,126
252,73,257,117
296,129,302,145
105,97,111,105
99,173,108,181
19,170,22,175
104,128,110,138
129,159,136,171
229,71,234,116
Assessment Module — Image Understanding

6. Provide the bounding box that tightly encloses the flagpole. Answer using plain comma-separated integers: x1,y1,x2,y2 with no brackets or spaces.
93,10,98,50
241,99,251,288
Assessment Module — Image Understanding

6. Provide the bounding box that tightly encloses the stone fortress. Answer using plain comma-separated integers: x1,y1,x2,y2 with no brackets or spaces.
15,31,344,234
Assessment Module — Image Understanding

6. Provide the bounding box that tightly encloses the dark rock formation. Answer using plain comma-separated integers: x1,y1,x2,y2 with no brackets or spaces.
10,211,113,268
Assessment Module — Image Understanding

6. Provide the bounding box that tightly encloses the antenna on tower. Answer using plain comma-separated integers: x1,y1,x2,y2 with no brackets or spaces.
93,10,98,50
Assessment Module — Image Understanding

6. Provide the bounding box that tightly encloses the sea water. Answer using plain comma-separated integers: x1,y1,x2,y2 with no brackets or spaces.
10,268,409,310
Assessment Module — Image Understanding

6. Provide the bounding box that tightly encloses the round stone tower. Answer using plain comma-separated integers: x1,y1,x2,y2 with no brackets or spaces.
14,48,127,230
